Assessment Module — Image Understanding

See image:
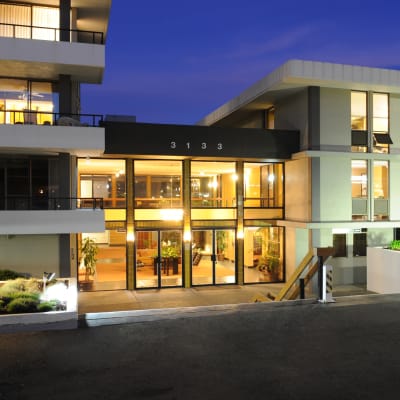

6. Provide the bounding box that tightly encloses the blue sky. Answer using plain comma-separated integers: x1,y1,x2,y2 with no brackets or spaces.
81,0,400,124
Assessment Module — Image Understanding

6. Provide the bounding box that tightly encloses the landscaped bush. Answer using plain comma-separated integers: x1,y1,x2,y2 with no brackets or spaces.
6,297,39,314
0,269,25,281
0,278,62,315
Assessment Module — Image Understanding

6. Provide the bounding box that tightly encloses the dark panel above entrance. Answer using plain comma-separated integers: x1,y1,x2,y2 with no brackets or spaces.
103,121,299,159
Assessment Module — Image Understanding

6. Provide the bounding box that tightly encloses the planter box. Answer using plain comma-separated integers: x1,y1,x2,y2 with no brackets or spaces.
367,247,400,294
0,278,78,333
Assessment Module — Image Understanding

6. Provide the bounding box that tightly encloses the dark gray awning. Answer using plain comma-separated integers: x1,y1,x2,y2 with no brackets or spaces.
373,133,393,144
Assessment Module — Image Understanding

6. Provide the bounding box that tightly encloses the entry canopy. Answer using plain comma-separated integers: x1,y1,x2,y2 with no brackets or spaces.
103,121,300,160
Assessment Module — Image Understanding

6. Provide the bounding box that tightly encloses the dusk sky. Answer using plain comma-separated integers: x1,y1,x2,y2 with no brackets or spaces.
81,0,400,125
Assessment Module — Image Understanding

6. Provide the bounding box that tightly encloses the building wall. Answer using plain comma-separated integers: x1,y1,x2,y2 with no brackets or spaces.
320,88,351,150
0,235,60,278
275,89,309,150
312,156,351,221
285,157,311,222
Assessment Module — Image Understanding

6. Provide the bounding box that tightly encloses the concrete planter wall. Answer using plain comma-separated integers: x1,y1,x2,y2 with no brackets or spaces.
0,278,78,333
367,247,400,294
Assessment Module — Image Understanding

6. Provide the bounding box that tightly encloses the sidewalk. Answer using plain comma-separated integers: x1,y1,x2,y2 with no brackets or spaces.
78,284,285,314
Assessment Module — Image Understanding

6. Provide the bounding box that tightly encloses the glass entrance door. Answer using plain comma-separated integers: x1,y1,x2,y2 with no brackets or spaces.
135,230,183,289
192,229,236,285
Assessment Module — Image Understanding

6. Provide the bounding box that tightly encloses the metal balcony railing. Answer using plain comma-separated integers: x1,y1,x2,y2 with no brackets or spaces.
0,22,104,44
0,110,104,127
0,197,103,211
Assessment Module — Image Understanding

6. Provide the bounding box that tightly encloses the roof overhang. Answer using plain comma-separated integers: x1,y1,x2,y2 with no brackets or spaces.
198,60,400,127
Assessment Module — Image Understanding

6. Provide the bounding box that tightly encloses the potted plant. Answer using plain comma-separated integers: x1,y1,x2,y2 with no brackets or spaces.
161,242,180,274
79,237,99,289
216,231,226,261
257,254,280,281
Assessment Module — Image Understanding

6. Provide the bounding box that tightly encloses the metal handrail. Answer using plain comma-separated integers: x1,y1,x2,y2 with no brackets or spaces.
0,110,103,127
0,22,104,44
0,197,103,210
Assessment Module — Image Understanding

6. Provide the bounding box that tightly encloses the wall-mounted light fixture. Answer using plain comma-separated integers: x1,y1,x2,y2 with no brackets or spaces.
126,230,135,243
183,230,192,242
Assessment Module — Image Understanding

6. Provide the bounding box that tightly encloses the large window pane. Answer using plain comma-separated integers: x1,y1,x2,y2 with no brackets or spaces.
244,162,283,207
32,6,59,41
351,91,367,130
0,3,31,38
373,161,389,220
244,226,284,283
78,159,126,208
352,160,368,220
373,93,390,154
191,161,236,207
134,160,182,208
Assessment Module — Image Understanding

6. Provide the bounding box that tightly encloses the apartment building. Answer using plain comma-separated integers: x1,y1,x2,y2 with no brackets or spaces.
1,2,399,296
0,0,109,279
199,59,400,287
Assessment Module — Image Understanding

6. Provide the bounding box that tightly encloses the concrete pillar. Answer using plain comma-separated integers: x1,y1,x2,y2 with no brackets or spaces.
126,159,134,290
60,0,71,42
183,160,191,288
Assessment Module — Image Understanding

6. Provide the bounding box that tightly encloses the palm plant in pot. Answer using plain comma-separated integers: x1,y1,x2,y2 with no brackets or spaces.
79,237,99,289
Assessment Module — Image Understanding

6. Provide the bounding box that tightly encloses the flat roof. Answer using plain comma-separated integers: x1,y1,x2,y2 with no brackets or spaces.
198,60,400,127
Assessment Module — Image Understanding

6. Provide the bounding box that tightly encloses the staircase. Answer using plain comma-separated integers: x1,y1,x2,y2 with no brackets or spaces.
268,247,333,301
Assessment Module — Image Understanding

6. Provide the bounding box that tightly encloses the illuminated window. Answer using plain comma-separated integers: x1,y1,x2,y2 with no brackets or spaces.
243,226,284,283
0,79,59,125
78,159,126,209
351,92,367,130
352,160,368,220
0,4,60,41
191,161,236,208
134,160,182,209
244,162,283,208
373,160,389,220
351,91,368,152
372,93,391,153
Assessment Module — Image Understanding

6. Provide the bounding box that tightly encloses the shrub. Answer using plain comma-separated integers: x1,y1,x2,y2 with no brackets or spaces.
37,301,56,312
6,297,39,314
0,269,25,281
0,278,41,296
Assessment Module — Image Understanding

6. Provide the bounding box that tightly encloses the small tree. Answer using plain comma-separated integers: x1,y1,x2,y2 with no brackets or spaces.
81,237,98,281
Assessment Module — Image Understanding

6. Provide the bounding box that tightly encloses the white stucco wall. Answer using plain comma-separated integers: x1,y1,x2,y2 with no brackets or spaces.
312,157,351,221
0,235,60,278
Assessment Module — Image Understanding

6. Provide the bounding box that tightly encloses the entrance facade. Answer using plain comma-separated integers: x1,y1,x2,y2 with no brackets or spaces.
135,229,183,289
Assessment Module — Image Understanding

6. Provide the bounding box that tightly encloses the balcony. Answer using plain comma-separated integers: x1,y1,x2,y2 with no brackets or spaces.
0,197,105,235
0,23,105,82
0,22,104,44
0,112,105,157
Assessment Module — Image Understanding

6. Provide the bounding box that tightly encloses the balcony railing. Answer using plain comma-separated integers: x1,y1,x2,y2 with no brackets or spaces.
0,197,103,210
0,22,104,44
0,110,103,127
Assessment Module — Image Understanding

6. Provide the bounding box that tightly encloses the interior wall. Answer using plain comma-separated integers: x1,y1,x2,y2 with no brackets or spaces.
0,235,60,278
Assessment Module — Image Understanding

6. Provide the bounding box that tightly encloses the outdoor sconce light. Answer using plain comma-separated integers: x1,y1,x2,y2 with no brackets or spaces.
183,230,192,242
126,231,135,243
